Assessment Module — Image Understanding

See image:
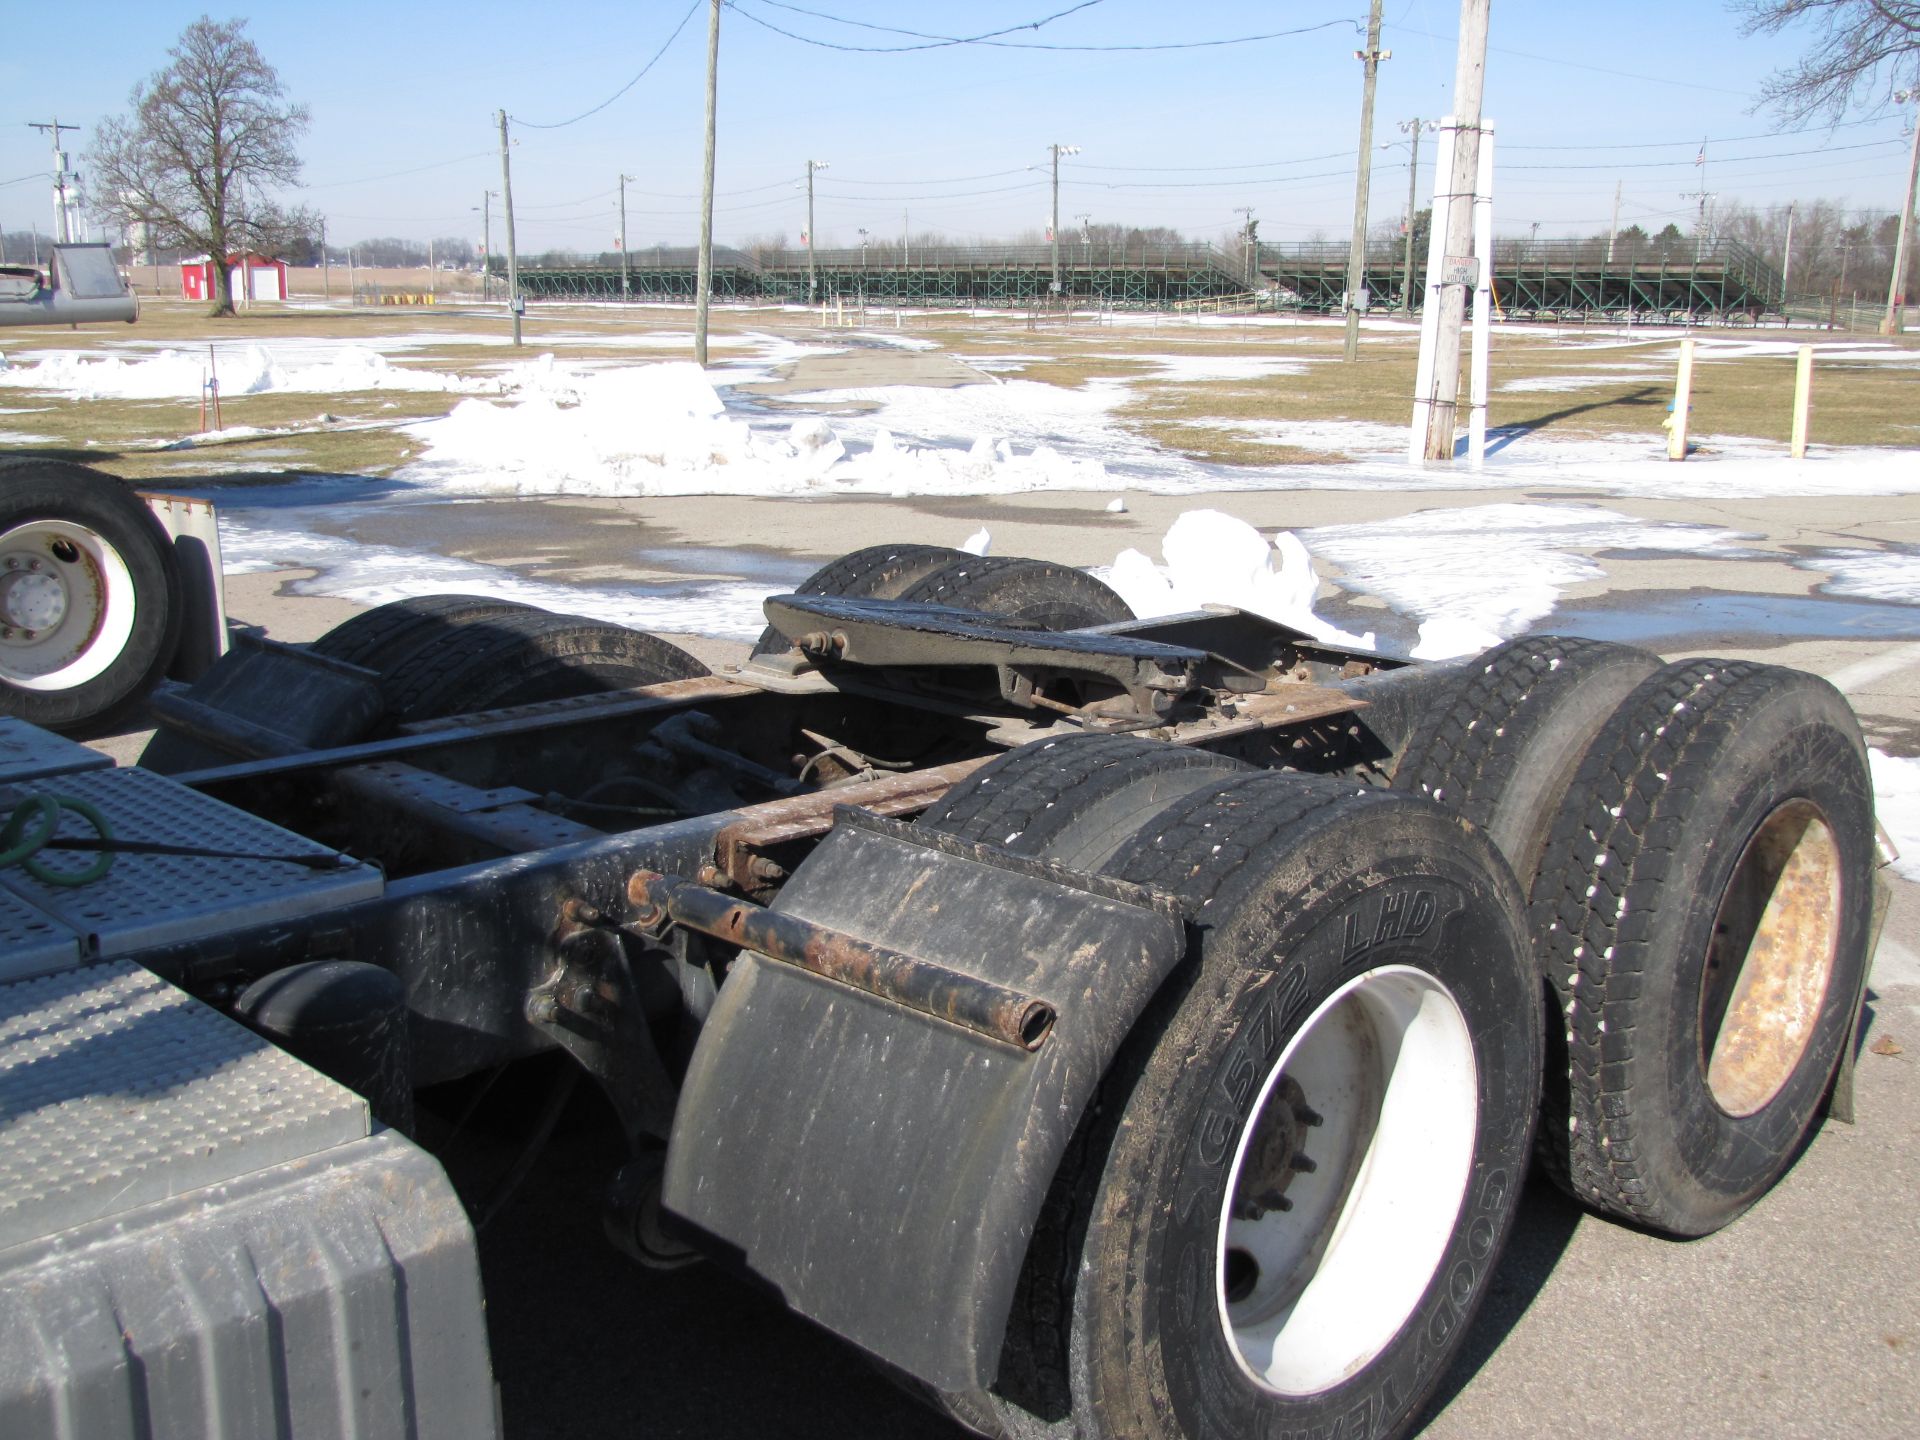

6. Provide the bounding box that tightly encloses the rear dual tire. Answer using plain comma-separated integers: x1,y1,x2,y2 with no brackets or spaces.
1529,659,1874,1235
921,748,1540,1440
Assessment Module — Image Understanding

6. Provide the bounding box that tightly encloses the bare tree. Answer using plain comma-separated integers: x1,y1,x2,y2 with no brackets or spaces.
89,16,313,316
1733,1,1920,120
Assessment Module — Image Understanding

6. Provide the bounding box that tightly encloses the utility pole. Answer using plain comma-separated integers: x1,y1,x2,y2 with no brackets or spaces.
496,109,522,346
1344,0,1388,361
474,191,496,303
805,158,829,304
695,0,721,365
1415,0,1490,461
27,119,80,244
1883,89,1918,337
618,173,634,302
1048,143,1079,294
1781,200,1796,304
902,209,909,266
319,216,329,298
1398,118,1428,312
1234,206,1256,285
1607,179,1622,262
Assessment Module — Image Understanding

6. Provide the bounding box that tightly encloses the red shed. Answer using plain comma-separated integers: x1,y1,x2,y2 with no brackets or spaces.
180,253,289,303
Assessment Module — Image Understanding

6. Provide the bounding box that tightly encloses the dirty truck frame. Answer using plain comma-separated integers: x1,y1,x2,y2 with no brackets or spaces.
0,545,1885,1440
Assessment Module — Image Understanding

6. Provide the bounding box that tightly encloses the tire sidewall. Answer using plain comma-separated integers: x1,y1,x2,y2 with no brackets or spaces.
1081,820,1538,1439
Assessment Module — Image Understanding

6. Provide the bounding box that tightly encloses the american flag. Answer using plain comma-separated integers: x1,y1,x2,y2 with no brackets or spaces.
1695,142,1706,166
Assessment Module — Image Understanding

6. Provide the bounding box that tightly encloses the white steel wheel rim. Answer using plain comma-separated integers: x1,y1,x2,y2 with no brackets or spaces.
1216,964,1479,1396
0,519,138,691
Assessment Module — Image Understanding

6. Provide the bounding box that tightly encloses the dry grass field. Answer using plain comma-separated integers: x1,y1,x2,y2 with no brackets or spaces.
1,293,1913,486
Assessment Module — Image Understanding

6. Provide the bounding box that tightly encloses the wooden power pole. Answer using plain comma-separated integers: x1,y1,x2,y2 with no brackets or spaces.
1415,0,1491,461
695,0,721,367
1343,0,1387,361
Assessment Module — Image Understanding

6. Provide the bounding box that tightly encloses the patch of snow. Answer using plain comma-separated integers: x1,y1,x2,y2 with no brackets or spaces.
1299,503,1754,656
1869,748,1920,882
1126,353,1311,383
0,345,491,400
960,527,991,555
847,331,940,351
1803,547,1920,605
218,519,778,641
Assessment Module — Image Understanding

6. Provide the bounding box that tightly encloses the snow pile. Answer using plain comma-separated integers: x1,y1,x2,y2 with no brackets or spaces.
0,345,487,399
1869,748,1920,882
1299,504,1754,657
398,363,1119,498
1099,510,1375,650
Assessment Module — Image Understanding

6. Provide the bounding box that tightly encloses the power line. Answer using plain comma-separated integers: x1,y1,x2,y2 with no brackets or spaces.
1083,167,1356,191
1504,138,1903,171
726,0,1359,53
1389,23,1754,96
514,0,703,130
1502,117,1890,152
514,187,620,211
733,0,1108,51
828,166,1036,186
1074,151,1351,173
302,150,495,190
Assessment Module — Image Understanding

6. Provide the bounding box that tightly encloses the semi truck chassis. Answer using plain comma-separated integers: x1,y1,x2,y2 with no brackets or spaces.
0,547,1886,1440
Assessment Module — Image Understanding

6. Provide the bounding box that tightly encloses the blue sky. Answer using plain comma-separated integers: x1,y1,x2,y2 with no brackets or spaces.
3,2,1915,254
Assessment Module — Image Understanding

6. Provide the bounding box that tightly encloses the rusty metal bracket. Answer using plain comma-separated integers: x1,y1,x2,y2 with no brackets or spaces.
628,867,1057,1051
524,934,681,1144
709,756,992,892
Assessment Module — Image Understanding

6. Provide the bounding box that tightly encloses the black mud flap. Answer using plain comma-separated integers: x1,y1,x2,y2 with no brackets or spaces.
662,810,1185,1392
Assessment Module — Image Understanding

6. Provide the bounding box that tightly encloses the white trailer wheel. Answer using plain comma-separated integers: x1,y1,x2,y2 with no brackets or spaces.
0,517,140,691
1217,965,1478,1397
0,459,181,734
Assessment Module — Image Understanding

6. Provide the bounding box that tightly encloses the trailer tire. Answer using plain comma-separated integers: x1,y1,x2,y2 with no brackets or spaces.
973,773,1540,1440
0,459,181,735
917,733,1249,871
374,610,709,724
310,594,541,673
1394,635,1661,885
1529,659,1874,1236
895,555,1134,632
751,542,967,657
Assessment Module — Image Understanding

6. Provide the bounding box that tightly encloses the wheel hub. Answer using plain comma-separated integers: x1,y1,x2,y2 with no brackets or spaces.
0,519,134,691
1,557,68,636
1229,1075,1322,1222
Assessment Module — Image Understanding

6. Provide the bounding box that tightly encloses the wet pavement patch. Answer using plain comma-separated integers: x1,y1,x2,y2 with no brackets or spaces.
1537,589,1920,648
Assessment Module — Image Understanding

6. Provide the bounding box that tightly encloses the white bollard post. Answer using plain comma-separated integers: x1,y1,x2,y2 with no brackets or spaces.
1790,345,1814,459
